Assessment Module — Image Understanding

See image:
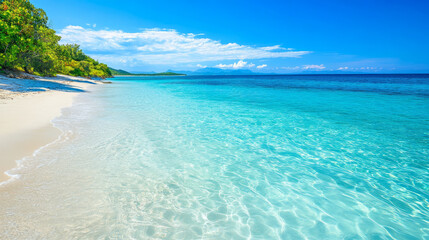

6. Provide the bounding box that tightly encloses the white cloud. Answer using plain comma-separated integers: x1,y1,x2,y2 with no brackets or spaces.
259,45,283,51
257,64,267,69
197,64,207,68
215,60,253,69
58,26,310,66
338,66,381,71
68,26,84,30
302,64,326,70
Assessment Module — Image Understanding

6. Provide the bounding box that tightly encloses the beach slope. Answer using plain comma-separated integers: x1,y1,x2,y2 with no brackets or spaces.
0,74,99,182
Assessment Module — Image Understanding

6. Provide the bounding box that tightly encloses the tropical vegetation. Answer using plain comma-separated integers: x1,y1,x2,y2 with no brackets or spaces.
0,0,112,78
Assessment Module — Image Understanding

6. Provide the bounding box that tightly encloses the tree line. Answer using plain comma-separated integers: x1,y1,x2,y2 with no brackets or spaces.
0,0,112,78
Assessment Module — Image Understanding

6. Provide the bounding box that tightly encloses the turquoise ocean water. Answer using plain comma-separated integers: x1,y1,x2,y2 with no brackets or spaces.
1,74,428,239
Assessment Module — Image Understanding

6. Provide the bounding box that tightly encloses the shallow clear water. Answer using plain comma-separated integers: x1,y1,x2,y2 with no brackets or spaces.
1,74,429,239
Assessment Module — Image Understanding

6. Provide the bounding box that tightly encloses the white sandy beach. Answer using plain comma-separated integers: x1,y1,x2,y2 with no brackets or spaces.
0,74,100,182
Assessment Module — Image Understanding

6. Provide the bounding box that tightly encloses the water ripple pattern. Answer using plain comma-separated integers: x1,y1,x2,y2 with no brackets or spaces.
1,74,428,239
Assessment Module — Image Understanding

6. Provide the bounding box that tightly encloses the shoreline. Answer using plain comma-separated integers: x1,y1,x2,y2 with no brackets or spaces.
0,74,100,183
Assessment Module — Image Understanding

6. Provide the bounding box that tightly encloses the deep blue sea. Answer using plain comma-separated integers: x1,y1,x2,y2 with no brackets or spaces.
1,74,428,239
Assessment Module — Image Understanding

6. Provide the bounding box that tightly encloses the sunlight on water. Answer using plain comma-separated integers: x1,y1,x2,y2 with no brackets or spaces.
1,75,428,239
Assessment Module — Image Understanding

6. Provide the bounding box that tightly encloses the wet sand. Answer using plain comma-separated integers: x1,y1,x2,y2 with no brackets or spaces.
0,74,99,182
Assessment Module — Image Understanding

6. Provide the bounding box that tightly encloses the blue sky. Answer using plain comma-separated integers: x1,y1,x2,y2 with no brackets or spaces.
33,0,429,73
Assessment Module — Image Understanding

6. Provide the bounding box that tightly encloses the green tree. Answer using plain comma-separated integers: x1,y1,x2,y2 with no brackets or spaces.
0,0,112,78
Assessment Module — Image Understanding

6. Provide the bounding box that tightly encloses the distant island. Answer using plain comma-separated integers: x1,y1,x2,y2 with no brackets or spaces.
109,68,186,76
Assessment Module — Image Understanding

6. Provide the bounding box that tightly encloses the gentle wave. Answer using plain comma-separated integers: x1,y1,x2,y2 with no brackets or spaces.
1,75,428,239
